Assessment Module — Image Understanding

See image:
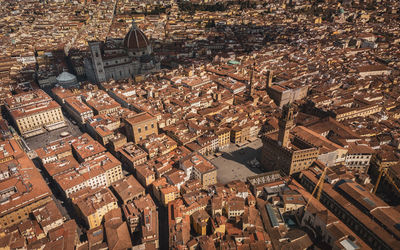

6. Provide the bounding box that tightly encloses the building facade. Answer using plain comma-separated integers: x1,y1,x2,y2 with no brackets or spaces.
0,140,53,228
73,188,118,229
266,72,309,108
64,96,94,125
179,152,218,187
5,89,66,138
124,112,158,143
260,104,320,175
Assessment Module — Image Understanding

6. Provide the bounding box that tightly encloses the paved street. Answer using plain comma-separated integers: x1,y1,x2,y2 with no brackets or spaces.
25,114,82,150
211,138,263,184
31,158,85,239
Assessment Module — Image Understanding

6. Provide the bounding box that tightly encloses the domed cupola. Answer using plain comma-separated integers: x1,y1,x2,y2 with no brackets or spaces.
123,20,151,54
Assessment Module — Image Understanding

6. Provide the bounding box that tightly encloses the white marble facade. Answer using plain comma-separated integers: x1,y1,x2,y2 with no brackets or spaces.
85,21,159,83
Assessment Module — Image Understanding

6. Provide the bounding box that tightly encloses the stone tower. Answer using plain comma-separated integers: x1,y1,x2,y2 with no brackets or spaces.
88,41,106,83
266,70,273,88
249,63,255,97
277,103,294,147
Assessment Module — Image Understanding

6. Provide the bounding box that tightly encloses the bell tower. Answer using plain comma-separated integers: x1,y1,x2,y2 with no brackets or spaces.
266,70,273,88
88,41,106,83
248,62,255,97
278,104,294,147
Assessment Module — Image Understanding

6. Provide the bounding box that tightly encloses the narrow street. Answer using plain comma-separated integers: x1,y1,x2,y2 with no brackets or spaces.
31,158,86,240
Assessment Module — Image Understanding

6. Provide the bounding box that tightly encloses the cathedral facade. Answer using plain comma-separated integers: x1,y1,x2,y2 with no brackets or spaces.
85,21,160,83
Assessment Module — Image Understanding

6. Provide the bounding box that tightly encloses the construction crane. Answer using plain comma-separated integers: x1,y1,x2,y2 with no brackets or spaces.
372,167,400,195
305,167,329,210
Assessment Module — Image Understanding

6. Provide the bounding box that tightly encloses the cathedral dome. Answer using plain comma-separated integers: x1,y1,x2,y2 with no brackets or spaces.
123,21,150,50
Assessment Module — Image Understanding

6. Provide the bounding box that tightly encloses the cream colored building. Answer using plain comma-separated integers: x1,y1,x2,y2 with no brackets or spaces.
73,188,118,229
5,89,66,138
64,96,94,125
334,98,382,121
217,128,230,149
179,152,217,187
160,185,179,207
54,152,123,199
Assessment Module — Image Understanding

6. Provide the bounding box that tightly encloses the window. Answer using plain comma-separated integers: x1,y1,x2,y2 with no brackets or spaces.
138,128,141,133
145,125,148,131
151,123,154,129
